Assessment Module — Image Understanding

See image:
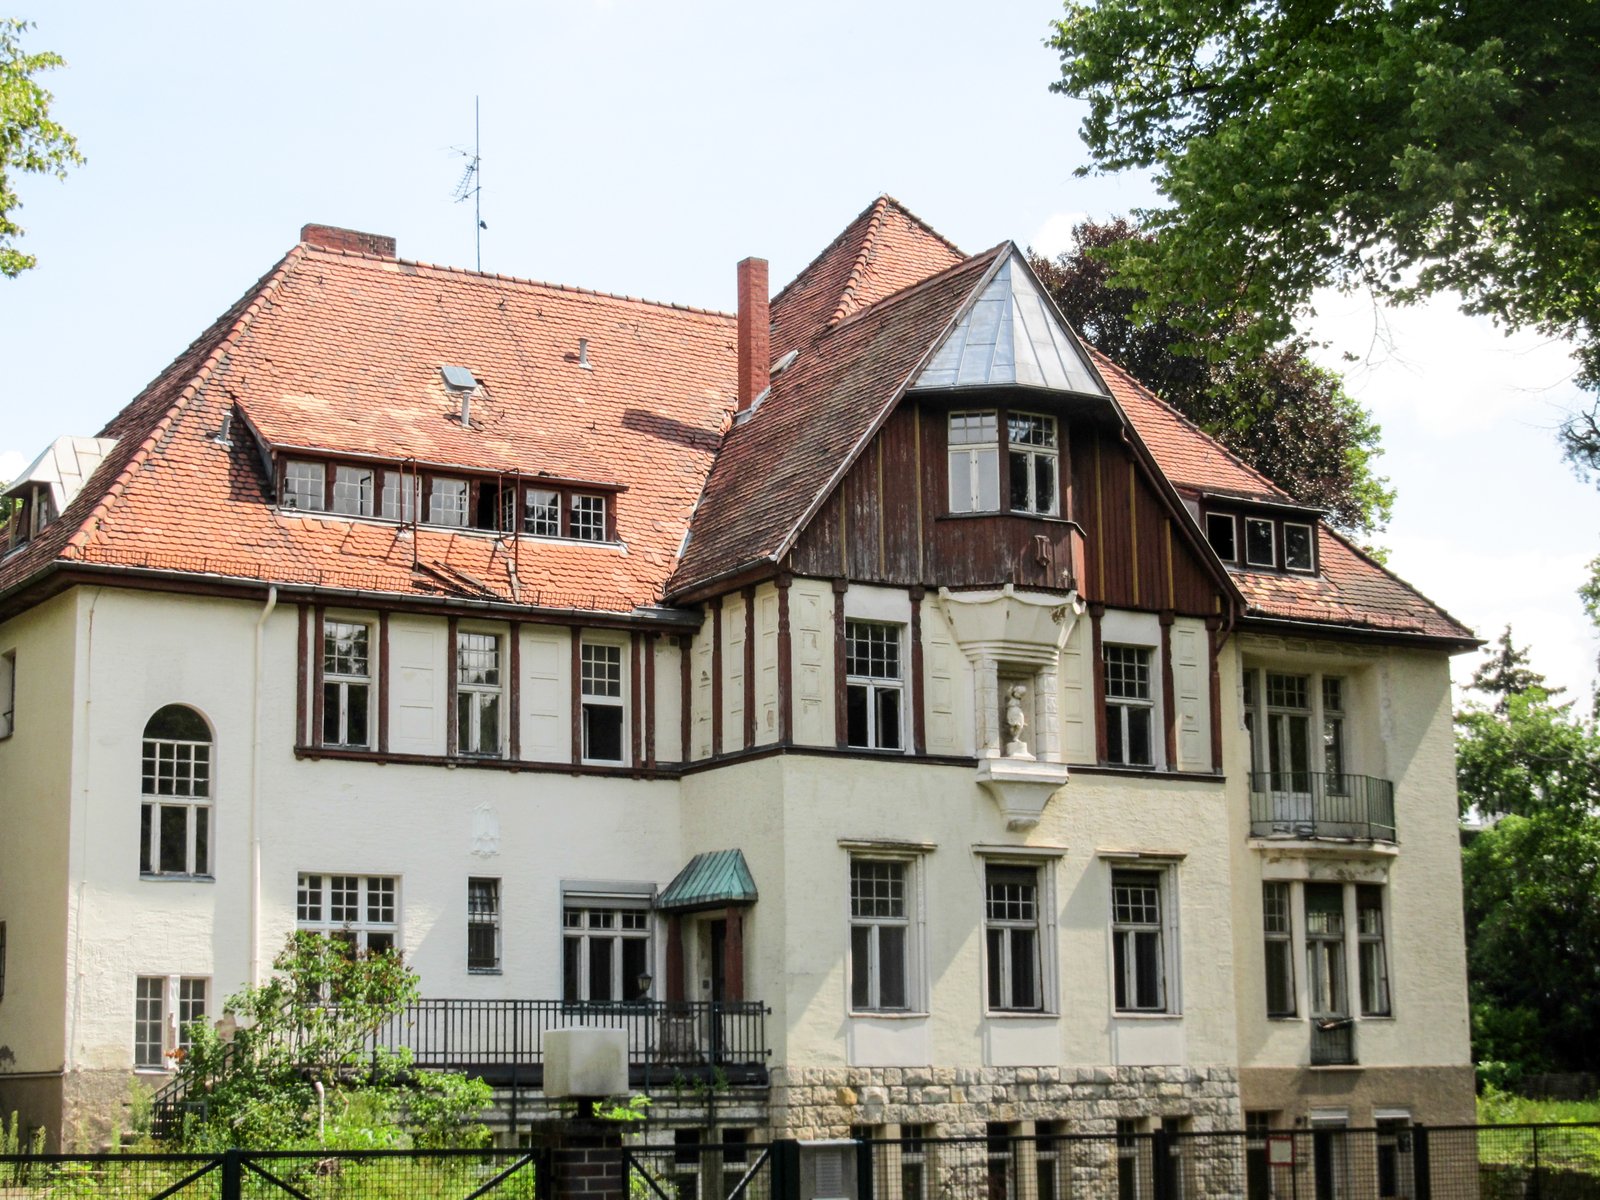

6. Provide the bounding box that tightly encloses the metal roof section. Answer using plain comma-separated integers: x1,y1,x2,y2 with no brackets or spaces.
656,849,759,912
3,436,119,511
910,250,1109,397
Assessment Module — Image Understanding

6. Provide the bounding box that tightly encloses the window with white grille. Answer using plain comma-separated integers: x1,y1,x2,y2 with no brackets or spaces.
140,705,212,878
456,631,503,756
297,873,399,954
581,642,625,763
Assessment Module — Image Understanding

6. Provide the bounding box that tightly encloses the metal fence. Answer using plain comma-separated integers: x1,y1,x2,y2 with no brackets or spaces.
1248,771,1397,841
5,1124,1599,1199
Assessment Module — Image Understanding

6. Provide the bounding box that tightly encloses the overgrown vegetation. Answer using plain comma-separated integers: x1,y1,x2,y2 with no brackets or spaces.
167,932,491,1151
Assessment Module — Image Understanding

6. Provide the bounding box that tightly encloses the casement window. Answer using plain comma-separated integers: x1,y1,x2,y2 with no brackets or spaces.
322,620,371,748
849,858,914,1012
381,470,420,523
134,976,207,1070
901,1126,929,1200
1103,645,1154,767
428,477,469,527
1205,513,1237,562
562,905,650,1003
949,411,1000,512
1322,677,1347,791
1305,883,1348,1019
1244,517,1276,568
1111,869,1169,1012
456,631,503,757
580,642,625,763
845,621,904,751
297,873,398,954
1357,885,1390,1016
523,488,560,537
332,465,377,518
467,877,501,973
1035,1121,1064,1200
986,1122,1019,1200
985,864,1043,1012
139,705,213,879
283,461,327,511
0,649,13,738
570,493,608,542
1244,668,1350,790
1007,412,1059,516
1263,882,1296,1017
1284,522,1315,572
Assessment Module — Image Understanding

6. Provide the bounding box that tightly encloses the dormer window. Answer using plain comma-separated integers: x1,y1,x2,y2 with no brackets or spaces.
1244,518,1276,568
1204,513,1236,563
284,461,327,511
382,471,420,522
1284,522,1315,573
332,466,377,518
522,489,560,537
570,494,607,542
428,478,469,527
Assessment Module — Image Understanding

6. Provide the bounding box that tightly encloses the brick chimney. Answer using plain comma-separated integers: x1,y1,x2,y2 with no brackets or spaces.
299,224,397,258
736,257,770,413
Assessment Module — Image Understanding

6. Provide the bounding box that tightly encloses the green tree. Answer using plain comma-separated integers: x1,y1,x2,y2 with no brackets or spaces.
1468,625,1562,714
1031,219,1393,535
0,18,83,276
171,933,491,1150
1047,0,1600,448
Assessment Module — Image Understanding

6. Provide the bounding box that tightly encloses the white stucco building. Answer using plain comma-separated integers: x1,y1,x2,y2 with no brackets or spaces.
0,200,1477,1153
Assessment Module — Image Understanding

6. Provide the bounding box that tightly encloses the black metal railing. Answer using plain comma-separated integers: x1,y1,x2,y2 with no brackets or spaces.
1311,1017,1357,1065
366,998,771,1078
1249,771,1397,841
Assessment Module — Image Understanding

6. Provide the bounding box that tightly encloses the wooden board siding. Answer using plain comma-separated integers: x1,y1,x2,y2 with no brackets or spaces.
789,402,1218,617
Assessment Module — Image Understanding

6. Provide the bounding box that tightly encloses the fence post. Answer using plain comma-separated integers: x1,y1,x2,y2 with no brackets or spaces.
1412,1123,1431,1200
1151,1127,1171,1200
771,1138,802,1200
221,1149,242,1200
1531,1123,1542,1200
856,1134,875,1200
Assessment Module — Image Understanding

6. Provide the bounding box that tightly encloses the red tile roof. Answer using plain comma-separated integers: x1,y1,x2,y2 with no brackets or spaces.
0,200,1475,645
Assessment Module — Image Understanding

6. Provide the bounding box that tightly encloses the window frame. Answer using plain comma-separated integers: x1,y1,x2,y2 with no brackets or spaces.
296,873,400,955
1283,521,1316,573
282,460,328,512
983,861,1051,1014
848,855,922,1014
139,706,214,880
1244,517,1276,568
947,410,1000,513
947,408,1068,517
561,901,652,1004
1005,412,1060,517
1103,644,1155,768
455,629,504,758
428,476,470,528
1242,666,1352,785
1357,884,1391,1016
580,639,628,765
321,618,373,750
1305,882,1349,1019
331,464,378,518
522,487,561,537
569,493,609,542
1110,865,1177,1015
0,648,13,738
1263,881,1297,1018
844,620,905,752
1204,512,1237,563
134,974,208,1071
467,876,502,974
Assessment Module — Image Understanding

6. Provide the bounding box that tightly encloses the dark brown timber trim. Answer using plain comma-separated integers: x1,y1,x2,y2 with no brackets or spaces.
644,632,658,770
570,626,583,766
678,633,692,763
508,621,522,761
446,616,459,757
311,605,326,747
630,631,643,771
1207,615,1224,772
377,610,390,753
832,578,849,748
1160,610,1177,768
1089,602,1107,764
776,574,793,745
710,596,724,756
295,602,309,746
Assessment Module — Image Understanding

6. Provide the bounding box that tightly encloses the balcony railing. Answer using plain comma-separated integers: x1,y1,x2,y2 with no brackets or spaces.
364,998,771,1086
1249,771,1396,842
1311,1018,1357,1065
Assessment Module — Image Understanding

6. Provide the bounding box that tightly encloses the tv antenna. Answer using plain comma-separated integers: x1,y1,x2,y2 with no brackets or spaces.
452,96,486,271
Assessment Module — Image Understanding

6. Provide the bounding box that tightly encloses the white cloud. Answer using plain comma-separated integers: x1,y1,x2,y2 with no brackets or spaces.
1027,211,1089,260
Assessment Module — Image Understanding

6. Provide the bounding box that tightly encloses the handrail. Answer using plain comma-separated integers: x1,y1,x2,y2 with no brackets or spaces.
1248,771,1396,842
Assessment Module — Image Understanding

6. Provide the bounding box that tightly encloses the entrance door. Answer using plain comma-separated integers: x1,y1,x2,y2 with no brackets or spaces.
707,918,727,1065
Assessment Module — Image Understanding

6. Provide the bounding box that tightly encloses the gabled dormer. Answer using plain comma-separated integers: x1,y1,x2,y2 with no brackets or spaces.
2,435,118,554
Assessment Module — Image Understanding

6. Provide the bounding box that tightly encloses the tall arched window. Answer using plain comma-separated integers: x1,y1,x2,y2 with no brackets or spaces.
140,705,212,878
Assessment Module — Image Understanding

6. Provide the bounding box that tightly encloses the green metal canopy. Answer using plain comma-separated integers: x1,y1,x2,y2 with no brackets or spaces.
657,849,758,913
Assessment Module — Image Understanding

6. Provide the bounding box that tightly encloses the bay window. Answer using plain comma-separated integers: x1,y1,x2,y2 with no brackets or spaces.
1006,413,1059,515
948,410,1061,515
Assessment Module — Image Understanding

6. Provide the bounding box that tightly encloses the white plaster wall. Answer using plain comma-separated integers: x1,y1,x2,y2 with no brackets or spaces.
0,593,77,1074
1225,636,1471,1072
653,637,683,764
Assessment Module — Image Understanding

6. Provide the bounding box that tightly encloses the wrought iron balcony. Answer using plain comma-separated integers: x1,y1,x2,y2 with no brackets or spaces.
1311,1018,1357,1066
1249,771,1397,842
365,998,771,1088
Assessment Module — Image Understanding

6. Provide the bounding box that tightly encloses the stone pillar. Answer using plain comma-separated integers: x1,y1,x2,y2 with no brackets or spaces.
1035,665,1061,762
548,1119,627,1200
976,655,1001,756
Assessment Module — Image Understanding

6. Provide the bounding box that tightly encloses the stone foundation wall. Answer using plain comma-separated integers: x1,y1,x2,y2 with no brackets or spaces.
0,1074,63,1151
769,1065,1242,1138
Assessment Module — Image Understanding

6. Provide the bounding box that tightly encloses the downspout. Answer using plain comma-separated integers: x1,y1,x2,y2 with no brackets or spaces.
250,586,278,985
67,589,103,1077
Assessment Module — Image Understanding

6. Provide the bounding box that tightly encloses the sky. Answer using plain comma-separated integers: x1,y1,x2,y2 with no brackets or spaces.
4,0,1598,702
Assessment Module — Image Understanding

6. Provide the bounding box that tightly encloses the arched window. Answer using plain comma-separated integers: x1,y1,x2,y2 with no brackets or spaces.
140,705,212,878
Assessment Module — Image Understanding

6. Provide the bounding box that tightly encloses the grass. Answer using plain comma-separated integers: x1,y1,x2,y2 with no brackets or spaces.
1478,1086,1600,1125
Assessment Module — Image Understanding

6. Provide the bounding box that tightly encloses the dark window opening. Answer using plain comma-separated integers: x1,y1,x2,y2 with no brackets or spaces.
1205,512,1237,561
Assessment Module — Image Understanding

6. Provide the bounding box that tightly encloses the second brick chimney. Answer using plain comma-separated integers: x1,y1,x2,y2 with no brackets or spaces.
300,224,397,258
736,257,770,413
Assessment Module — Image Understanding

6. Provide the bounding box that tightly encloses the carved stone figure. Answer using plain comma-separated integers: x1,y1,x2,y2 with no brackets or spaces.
1005,683,1034,759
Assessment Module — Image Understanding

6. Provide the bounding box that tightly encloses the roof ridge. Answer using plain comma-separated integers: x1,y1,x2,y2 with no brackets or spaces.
826,195,967,329
1086,346,1288,498
299,243,736,322
769,196,887,311
62,247,308,560
827,244,1007,333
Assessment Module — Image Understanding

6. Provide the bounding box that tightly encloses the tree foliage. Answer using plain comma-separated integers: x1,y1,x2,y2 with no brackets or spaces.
1048,0,1600,437
1468,625,1562,715
0,18,83,277
1031,219,1393,534
171,933,490,1151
